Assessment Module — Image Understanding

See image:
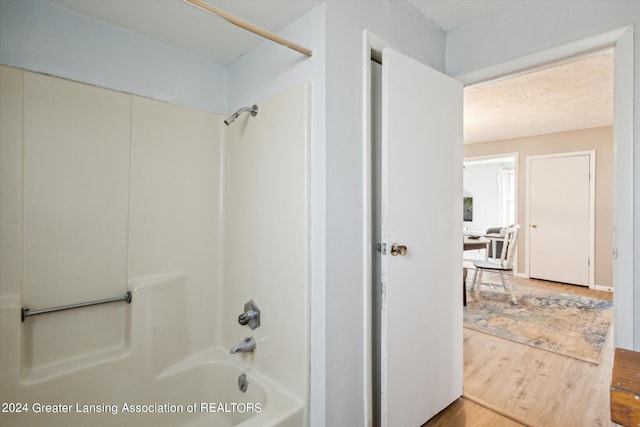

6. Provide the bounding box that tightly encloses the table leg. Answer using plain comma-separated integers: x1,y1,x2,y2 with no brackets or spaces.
463,267,468,306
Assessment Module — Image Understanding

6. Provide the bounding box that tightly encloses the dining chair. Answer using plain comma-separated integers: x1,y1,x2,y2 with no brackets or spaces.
471,224,520,304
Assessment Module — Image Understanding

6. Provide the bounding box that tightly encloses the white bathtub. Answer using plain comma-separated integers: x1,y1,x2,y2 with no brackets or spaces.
0,275,304,427
1,348,303,426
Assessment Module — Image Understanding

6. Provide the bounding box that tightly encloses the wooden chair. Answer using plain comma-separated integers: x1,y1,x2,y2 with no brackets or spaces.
471,224,520,304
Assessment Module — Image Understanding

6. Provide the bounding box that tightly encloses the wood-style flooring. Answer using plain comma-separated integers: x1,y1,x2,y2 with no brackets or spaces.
424,276,614,427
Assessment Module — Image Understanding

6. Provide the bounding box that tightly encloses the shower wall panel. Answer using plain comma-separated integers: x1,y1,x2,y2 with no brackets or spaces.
223,82,310,404
128,96,223,357
21,71,131,369
0,65,224,376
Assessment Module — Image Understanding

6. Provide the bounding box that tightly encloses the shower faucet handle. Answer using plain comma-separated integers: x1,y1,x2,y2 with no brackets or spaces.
238,300,260,330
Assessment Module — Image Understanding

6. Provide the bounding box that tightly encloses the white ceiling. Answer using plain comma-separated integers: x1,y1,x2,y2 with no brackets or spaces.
46,0,527,63
408,0,533,31
47,0,324,64
45,0,613,143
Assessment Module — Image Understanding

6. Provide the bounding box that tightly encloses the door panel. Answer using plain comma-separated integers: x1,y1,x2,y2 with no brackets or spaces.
529,154,591,286
380,48,463,426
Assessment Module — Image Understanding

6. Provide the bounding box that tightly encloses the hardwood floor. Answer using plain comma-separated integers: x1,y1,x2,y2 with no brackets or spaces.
425,276,614,427
424,397,526,426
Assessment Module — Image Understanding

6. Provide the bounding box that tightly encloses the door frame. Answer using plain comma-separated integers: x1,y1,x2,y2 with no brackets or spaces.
362,30,399,427
524,150,596,288
455,26,634,349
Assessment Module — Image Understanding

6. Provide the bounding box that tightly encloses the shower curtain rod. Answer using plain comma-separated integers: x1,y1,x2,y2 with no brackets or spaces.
183,0,313,58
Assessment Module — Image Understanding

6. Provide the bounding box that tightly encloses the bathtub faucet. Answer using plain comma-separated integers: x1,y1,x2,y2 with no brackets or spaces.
238,309,258,325
230,336,256,354
238,300,260,330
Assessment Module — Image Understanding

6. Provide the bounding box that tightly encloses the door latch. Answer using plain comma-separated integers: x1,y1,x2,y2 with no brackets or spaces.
376,243,387,255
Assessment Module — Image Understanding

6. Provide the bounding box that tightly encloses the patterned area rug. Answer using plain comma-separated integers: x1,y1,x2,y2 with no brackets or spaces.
464,284,613,364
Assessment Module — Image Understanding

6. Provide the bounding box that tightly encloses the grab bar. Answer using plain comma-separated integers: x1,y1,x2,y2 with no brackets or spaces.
21,291,132,322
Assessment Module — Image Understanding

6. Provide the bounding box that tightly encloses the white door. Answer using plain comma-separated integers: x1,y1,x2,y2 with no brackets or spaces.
528,153,593,286
380,48,463,426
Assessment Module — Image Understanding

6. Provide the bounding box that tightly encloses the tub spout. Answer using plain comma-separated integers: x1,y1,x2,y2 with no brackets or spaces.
230,337,256,354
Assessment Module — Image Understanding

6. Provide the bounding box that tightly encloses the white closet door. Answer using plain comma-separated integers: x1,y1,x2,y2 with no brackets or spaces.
529,153,592,286
380,48,463,426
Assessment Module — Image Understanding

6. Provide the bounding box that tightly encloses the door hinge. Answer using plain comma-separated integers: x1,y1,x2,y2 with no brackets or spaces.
376,243,387,255
588,259,591,266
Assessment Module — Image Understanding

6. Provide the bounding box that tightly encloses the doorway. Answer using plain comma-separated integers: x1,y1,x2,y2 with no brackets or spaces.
462,154,518,273
463,155,518,232
363,26,634,427
456,26,634,349
456,30,633,424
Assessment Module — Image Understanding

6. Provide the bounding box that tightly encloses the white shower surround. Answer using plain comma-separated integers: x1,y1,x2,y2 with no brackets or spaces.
0,66,310,426
2,275,303,427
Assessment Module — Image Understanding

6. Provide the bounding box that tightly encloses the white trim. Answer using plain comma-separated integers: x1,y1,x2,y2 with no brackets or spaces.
464,153,519,163
595,285,614,293
456,25,634,350
613,27,635,350
456,27,626,87
524,151,596,288
362,30,373,427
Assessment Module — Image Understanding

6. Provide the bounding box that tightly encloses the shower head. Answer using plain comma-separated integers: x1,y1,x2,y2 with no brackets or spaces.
224,105,258,126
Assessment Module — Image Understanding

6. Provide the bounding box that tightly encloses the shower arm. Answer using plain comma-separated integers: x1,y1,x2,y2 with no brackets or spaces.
225,105,258,126
232,106,256,119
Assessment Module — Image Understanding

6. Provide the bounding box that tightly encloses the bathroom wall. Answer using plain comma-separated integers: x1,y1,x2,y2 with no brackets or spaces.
231,4,448,425
223,82,311,409
226,6,325,426
0,0,226,113
0,65,223,379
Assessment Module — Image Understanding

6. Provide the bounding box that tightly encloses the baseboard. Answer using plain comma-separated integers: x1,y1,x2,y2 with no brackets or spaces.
594,284,613,293
515,272,529,279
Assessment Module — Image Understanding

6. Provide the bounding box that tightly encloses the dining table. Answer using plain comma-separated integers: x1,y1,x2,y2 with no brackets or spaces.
462,236,490,306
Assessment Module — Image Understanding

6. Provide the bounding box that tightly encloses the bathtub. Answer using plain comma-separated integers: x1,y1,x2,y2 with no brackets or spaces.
0,275,304,427
1,348,303,426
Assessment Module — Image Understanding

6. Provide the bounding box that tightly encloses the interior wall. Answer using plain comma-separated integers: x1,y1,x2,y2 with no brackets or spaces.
464,126,614,288
0,0,227,113
446,0,639,349
223,82,310,412
324,2,445,425
463,161,514,232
